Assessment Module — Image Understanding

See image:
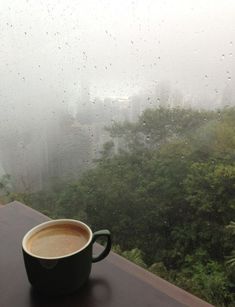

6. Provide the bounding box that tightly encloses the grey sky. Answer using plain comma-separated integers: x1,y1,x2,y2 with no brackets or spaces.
0,0,234,112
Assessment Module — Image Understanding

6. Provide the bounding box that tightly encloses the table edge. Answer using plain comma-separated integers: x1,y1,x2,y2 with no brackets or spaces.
2,201,214,307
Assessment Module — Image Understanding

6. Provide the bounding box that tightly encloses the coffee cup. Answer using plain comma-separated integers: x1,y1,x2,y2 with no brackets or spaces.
22,219,111,295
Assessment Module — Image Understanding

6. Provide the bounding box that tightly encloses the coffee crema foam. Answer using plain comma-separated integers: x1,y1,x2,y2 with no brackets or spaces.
27,224,89,258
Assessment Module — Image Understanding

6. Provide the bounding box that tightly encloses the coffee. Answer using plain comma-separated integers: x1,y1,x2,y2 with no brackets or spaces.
27,224,89,258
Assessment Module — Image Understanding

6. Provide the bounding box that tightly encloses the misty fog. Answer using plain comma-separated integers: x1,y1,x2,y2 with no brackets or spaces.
0,0,234,192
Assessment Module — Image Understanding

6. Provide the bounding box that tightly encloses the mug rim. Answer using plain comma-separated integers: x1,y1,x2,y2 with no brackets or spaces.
22,219,93,260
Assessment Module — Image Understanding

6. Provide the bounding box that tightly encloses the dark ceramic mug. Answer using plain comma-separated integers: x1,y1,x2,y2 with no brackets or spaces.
22,219,111,295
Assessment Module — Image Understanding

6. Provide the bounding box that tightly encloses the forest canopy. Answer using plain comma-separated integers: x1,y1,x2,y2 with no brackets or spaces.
2,106,235,306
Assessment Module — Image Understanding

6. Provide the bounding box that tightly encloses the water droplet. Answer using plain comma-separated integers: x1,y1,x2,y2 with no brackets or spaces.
205,74,208,78
229,53,232,57
142,121,146,126
228,76,231,81
181,155,184,159
146,136,150,141
221,54,225,59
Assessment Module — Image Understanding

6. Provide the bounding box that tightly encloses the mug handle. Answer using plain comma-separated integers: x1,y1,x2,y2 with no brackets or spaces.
92,230,112,263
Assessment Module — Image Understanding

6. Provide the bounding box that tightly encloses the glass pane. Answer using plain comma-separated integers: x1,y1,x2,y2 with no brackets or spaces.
0,1,234,305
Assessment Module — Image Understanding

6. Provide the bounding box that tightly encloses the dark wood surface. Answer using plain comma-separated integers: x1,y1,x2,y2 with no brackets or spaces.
0,201,213,307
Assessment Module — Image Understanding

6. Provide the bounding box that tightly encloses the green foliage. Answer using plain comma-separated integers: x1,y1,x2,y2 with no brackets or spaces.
84,106,235,305
173,260,234,306
148,262,168,278
11,106,235,306
226,222,235,269
107,107,215,152
183,162,235,261
226,250,235,268
0,174,12,203
121,248,147,268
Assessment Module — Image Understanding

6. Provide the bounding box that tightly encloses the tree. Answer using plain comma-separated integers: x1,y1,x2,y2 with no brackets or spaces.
17,106,235,306
226,222,235,268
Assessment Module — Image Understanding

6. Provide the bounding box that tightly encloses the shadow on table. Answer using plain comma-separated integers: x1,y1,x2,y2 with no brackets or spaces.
29,277,112,307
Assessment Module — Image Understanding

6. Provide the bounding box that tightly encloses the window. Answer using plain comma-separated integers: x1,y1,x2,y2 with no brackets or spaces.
0,1,234,305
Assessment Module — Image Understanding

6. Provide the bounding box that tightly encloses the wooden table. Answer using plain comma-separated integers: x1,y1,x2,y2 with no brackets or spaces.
0,201,213,307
